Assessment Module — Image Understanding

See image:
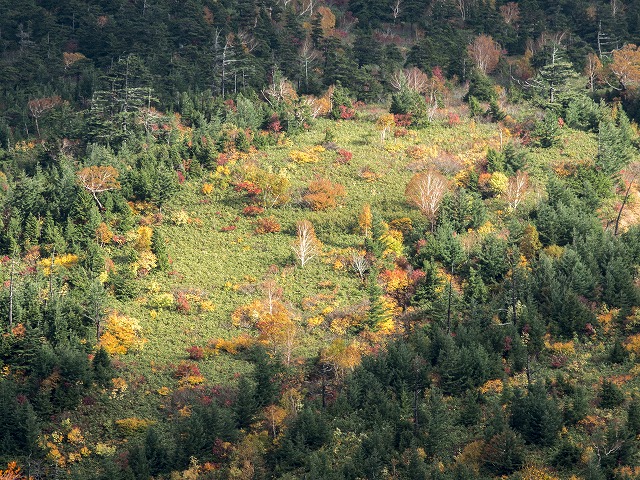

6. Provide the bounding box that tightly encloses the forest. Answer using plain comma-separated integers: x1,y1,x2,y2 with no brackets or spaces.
3,0,640,479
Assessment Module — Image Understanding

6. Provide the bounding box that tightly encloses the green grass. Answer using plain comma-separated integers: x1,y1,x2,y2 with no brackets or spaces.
104,113,607,428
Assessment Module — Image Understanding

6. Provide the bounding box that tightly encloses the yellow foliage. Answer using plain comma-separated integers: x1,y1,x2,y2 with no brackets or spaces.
115,417,155,435
548,340,576,356
455,440,483,473
519,465,560,480
136,250,157,272
39,253,79,274
598,307,619,335
135,226,153,251
289,147,324,163
358,203,372,237
381,228,404,257
479,378,504,394
171,209,190,226
99,313,146,355
489,171,508,194
96,222,113,245
202,183,214,195
95,442,116,456
199,300,216,312
67,427,84,445
625,333,640,355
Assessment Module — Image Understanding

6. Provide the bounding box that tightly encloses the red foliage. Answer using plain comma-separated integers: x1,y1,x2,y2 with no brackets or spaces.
339,105,355,120
242,205,265,216
233,181,262,196
223,99,236,112
187,345,204,360
268,113,282,133
174,361,202,379
175,291,191,313
177,171,186,184
220,225,237,232
447,112,461,127
394,128,409,137
393,114,413,127
550,355,567,368
336,149,353,165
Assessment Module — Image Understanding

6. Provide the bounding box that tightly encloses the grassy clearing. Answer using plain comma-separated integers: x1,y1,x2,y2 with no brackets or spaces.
109,112,603,420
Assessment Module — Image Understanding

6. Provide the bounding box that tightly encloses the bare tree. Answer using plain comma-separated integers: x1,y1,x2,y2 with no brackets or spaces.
28,96,63,137
405,170,448,231
390,67,429,93
299,38,319,87
504,170,529,211
614,162,640,235
467,34,502,74
392,0,402,22
499,2,520,25
584,52,603,92
292,220,321,267
262,279,283,315
350,250,369,282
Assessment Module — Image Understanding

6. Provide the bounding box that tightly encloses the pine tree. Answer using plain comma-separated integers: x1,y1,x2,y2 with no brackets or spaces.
366,267,386,330
23,213,40,247
151,229,169,271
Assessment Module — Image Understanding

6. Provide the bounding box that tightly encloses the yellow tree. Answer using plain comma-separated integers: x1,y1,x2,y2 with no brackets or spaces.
376,114,395,142
405,170,448,231
77,166,121,209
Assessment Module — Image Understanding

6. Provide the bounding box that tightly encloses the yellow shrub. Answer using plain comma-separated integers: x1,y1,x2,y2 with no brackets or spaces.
99,313,146,355
202,183,213,195
115,418,155,435
549,340,575,356
625,333,640,355
135,226,153,251
479,379,504,395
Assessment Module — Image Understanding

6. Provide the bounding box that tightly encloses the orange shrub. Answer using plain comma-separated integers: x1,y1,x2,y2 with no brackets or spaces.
303,177,346,210
255,216,281,234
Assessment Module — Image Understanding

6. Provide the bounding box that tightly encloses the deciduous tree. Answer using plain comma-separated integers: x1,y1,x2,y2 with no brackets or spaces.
293,220,321,267
405,170,448,231
77,166,121,209
468,35,502,74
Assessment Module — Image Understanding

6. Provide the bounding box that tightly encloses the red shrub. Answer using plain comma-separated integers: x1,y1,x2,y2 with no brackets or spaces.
174,361,201,379
447,112,461,127
255,216,281,234
242,205,265,216
339,105,355,120
186,346,204,361
175,291,191,313
393,114,413,127
336,149,353,165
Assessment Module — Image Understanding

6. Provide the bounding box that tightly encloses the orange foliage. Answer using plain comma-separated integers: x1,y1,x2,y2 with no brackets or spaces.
96,222,113,245
0,462,27,480
611,44,640,90
304,177,346,210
